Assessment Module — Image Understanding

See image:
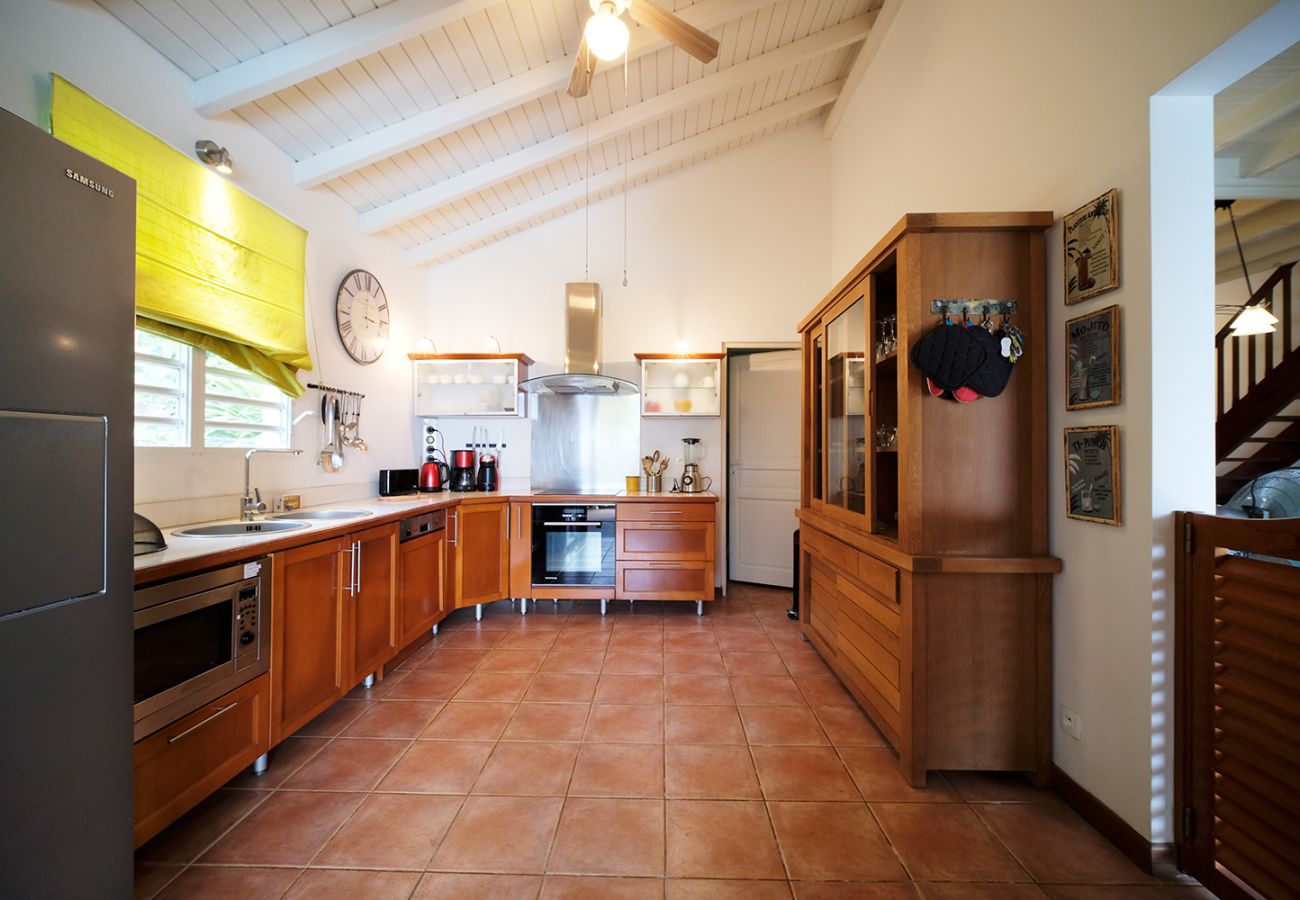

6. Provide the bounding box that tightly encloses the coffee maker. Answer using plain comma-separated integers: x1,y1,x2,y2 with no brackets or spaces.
449,448,477,492
673,437,712,493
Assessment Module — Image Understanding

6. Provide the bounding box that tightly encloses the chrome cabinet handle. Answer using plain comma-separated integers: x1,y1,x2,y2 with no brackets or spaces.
353,539,361,594
648,510,683,516
167,702,237,744
647,562,683,569
344,542,357,596
449,511,458,546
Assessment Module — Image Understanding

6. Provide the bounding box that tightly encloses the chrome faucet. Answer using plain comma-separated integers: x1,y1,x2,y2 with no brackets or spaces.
242,448,303,520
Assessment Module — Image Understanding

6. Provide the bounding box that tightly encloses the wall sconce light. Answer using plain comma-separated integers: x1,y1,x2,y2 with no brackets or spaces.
485,336,502,353
416,336,437,353
674,339,689,355
195,140,234,175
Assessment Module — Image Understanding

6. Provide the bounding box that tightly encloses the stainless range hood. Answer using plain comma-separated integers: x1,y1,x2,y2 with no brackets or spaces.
520,283,638,395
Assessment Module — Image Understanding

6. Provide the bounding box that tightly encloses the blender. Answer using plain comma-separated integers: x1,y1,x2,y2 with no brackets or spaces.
674,437,713,493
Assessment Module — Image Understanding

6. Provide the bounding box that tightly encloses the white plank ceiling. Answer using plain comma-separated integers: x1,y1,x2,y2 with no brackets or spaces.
98,0,885,266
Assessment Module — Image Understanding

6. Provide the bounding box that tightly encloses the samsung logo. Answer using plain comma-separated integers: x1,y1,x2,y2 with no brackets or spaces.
65,168,114,198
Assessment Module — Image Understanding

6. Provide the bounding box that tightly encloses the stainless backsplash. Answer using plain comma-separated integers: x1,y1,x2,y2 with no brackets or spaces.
530,392,641,493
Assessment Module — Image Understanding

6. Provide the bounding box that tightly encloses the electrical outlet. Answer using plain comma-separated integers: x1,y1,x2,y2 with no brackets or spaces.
282,494,302,512
1060,705,1082,741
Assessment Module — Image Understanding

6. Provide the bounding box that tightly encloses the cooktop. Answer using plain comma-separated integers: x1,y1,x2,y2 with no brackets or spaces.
530,488,617,496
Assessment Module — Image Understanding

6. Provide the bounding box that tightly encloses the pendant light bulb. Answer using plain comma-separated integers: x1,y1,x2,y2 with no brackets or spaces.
1229,305,1278,337
584,3,629,61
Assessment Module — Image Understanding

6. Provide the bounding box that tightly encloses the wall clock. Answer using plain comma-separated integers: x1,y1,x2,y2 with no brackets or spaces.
335,268,390,364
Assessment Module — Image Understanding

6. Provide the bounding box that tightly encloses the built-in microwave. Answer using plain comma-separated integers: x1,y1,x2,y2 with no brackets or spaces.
531,504,616,587
132,558,269,741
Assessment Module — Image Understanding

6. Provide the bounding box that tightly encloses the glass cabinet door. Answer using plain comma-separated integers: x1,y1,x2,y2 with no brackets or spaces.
825,295,868,518
412,358,523,416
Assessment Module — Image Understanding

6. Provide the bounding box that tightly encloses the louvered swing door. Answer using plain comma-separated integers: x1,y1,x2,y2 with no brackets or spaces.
1178,512,1300,900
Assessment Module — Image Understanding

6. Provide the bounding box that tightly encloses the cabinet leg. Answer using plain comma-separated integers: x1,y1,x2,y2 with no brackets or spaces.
363,673,376,689
475,604,483,622
520,598,528,615
251,753,269,776
600,598,607,616
696,600,704,617
431,623,439,636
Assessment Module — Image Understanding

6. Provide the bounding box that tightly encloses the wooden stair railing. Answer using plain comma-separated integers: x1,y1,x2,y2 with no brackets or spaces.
1216,263,1300,502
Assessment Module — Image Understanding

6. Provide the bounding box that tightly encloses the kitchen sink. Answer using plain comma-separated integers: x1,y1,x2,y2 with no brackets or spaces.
173,521,310,538
270,509,373,520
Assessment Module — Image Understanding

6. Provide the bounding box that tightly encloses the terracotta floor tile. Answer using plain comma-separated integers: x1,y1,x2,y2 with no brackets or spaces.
296,698,371,736
548,797,665,876
767,801,907,882
813,705,887,746
421,701,517,740
348,670,409,700
667,879,792,899
429,795,564,873
776,653,831,678
1039,888,1178,899
751,746,860,801
284,869,421,900
714,631,776,651
663,652,727,675
199,791,364,865
874,801,1029,882
379,741,494,793
542,875,665,899
437,630,506,650
584,704,665,743
665,705,746,745
604,651,667,674
132,861,183,900
723,651,788,676
663,632,719,653
570,742,665,797
739,707,829,746
839,748,960,802
136,788,268,863
225,736,327,789
794,675,857,708
540,651,607,674
498,630,561,650
665,799,785,879
609,632,665,653
454,671,535,702
526,673,600,702
479,649,549,673
343,700,444,738
421,648,490,671
154,865,301,900
595,674,666,704
503,702,591,741
914,885,1047,899
974,802,1154,884
794,884,922,899
282,737,409,791
472,741,579,796
665,745,762,799
946,771,1058,803
413,872,543,899
550,634,610,654
314,793,463,869
731,675,807,706
383,670,469,701
665,674,735,705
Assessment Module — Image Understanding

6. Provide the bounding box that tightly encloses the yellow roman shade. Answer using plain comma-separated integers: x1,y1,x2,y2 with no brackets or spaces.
50,76,312,396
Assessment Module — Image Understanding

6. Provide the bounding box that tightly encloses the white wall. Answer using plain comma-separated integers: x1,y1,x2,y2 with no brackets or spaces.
0,0,425,527
825,0,1272,840
424,122,832,582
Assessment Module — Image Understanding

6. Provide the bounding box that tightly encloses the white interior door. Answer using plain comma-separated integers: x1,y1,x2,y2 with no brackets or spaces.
727,349,801,586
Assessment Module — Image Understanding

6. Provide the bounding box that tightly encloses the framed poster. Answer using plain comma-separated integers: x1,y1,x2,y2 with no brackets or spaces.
1066,304,1120,409
1064,189,1119,304
1065,426,1121,525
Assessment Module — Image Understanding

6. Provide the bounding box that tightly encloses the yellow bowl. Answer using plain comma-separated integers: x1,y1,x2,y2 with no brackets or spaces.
673,398,693,413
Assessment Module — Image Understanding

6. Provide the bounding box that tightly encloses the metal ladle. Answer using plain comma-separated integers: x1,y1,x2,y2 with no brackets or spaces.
320,394,344,472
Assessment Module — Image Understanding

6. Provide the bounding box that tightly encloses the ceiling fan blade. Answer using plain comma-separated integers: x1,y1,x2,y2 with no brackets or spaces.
626,0,719,64
568,35,595,98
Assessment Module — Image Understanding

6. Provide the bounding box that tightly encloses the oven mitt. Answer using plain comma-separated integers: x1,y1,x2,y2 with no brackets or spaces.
910,323,987,392
964,325,1014,398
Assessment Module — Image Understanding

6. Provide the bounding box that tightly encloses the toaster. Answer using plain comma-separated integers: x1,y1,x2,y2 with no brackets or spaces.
378,468,419,496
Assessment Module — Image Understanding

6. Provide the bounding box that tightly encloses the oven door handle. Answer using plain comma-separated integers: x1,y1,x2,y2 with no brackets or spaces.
167,702,237,744
539,522,605,528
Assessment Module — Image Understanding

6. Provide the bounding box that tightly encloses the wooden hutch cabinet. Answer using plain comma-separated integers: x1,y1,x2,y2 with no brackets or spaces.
797,212,1060,786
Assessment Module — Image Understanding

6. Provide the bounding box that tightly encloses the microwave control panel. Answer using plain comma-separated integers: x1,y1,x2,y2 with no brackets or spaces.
234,582,261,667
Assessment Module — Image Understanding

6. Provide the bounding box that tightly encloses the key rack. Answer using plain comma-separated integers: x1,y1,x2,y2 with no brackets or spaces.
929,299,1018,318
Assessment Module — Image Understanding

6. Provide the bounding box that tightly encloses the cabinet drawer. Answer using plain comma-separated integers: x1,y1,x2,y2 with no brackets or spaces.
857,553,898,604
617,561,713,600
838,573,901,638
617,521,714,560
803,526,858,578
836,600,900,698
134,674,269,848
617,502,716,522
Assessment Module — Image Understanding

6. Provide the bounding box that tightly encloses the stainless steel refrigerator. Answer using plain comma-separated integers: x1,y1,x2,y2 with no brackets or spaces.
0,106,135,896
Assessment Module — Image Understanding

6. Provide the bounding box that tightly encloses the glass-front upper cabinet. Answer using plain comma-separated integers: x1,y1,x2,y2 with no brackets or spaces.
825,293,868,518
409,354,533,416
636,353,723,416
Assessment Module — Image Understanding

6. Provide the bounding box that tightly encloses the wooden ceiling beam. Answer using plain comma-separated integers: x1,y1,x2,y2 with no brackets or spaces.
404,83,841,266
1238,128,1300,178
1216,69,1300,151
1216,199,1300,245
823,0,897,139
360,18,872,235
192,0,500,117
293,0,774,188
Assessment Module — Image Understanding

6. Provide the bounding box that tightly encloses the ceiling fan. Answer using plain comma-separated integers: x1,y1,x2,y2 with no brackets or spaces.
568,0,721,98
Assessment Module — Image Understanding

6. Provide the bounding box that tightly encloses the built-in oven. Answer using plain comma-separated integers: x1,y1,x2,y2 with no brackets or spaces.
532,504,616,587
133,558,269,741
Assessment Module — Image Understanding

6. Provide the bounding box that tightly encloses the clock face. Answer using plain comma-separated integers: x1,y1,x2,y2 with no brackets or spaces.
335,269,390,364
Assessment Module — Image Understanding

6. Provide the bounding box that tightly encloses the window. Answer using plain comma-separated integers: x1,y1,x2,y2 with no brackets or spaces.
134,329,291,449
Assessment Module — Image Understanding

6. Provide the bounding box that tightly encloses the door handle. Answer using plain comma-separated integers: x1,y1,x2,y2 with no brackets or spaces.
353,539,362,594
167,702,237,744
343,543,356,596
449,511,458,546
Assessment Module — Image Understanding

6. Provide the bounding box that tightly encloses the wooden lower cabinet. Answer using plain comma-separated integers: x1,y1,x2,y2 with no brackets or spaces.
449,500,509,608
270,522,398,744
133,673,269,848
614,501,716,602
508,501,531,598
397,524,447,648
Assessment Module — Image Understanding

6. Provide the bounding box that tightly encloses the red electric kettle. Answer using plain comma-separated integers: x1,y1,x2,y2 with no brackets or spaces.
419,459,450,492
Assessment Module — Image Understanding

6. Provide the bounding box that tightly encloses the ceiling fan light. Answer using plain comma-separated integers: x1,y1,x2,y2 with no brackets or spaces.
1228,304,1278,337
584,8,629,61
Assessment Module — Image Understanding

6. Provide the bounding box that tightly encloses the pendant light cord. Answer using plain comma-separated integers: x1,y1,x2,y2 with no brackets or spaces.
1226,200,1254,298
622,51,629,287
584,104,590,281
